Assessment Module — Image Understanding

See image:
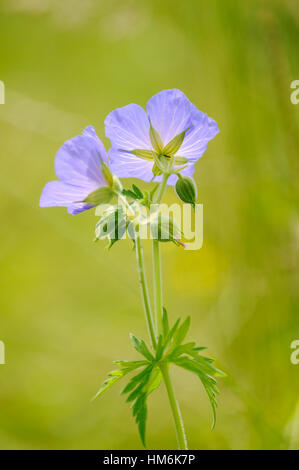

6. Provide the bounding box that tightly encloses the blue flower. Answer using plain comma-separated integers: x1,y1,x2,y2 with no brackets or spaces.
39,126,110,214
105,89,219,185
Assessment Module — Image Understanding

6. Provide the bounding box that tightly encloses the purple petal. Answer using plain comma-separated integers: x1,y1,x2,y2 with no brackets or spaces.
67,203,94,214
39,180,96,213
83,126,109,164
105,104,151,151
109,148,154,182
55,130,107,188
147,89,193,146
177,106,219,162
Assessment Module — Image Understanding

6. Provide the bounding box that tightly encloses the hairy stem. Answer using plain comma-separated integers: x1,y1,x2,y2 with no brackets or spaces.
155,172,169,204
152,170,188,450
153,239,163,336
135,233,156,349
160,363,188,450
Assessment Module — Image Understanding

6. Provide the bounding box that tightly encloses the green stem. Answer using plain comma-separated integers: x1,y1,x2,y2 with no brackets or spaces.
135,233,156,349
160,363,188,450
152,170,188,450
155,172,169,204
153,239,163,336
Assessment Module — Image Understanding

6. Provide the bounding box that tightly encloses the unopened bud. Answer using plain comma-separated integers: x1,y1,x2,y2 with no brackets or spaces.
175,176,197,207
150,214,181,243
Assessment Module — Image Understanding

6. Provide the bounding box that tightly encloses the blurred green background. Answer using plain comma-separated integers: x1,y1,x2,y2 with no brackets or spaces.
0,0,299,450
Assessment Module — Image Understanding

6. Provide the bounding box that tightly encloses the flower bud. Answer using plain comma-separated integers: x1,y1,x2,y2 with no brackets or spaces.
175,176,197,207
150,214,181,243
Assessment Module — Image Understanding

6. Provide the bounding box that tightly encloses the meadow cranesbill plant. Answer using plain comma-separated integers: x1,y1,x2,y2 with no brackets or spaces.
40,89,225,450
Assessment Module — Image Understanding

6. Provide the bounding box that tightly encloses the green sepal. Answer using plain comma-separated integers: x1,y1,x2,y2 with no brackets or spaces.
152,162,162,176
84,186,114,205
162,129,189,156
130,149,156,160
174,156,188,165
101,161,114,187
149,122,164,153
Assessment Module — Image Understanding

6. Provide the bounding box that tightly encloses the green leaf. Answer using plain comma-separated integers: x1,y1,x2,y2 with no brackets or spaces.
122,185,143,200
166,342,197,361
172,316,191,347
162,307,169,338
163,318,180,350
122,188,138,199
172,355,221,429
114,360,148,368
163,129,188,156
132,184,143,199
122,366,152,395
155,335,164,362
130,334,154,362
122,365,153,446
92,368,132,401
144,366,162,395
122,364,162,447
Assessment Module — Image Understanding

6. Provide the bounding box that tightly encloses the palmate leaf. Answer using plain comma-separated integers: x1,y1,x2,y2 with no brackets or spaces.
94,310,225,446
161,309,225,428
122,364,162,446
172,316,191,347
91,360,145,401
130,334,154,362
122,184,143,200
171,351,225,429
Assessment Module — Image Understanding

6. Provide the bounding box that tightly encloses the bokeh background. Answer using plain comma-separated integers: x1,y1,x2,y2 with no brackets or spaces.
0,0,299,450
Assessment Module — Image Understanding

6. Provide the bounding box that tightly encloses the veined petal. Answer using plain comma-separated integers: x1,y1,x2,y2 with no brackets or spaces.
109,148,194,186
105,104,151,151
67,203,94,214
147,89,193,146
177,106,219,162
54,130,107,187
83,126,109,164
39,180,98,209
109,148,155,182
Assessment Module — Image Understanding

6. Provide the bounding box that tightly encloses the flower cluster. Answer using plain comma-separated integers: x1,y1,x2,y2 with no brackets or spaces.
40,89,219,213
